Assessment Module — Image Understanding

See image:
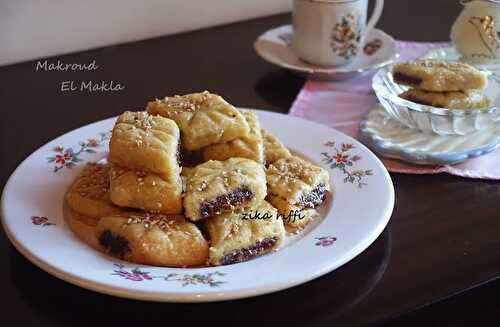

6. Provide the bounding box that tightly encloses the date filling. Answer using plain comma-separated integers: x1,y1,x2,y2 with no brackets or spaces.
298,184,328,209
393,73,422,86
402,95,433,107
220,236,278,265
98,230,131,258
200,187,254,219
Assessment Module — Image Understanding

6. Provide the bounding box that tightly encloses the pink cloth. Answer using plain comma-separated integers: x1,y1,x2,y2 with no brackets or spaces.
289,41,500,180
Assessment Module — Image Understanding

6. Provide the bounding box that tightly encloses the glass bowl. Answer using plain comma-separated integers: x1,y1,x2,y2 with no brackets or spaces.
372,66,500,135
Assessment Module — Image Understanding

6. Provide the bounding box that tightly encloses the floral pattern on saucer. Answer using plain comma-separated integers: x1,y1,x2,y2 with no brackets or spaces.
364,39,383,55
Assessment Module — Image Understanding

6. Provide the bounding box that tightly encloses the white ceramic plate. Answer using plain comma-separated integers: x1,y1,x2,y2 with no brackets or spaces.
1,110,394,302
254,25,399,81
360,106,500,165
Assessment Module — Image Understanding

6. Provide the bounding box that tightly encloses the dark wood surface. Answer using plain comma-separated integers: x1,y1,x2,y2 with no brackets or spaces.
1,1,499,325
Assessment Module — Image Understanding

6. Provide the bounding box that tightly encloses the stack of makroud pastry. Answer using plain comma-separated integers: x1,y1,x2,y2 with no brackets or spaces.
66,111,209,267
65,91,330,267
393,59,491,109
148,91,330,265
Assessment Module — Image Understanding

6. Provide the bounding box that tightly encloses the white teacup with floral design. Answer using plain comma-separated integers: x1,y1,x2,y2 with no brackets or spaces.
292,0,384,67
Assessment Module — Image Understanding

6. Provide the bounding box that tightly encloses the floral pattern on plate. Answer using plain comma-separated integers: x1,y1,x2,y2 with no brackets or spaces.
315,236,337,247
322,141,373,188
112,264,226,287
31,216,55,227
47,131,111,172
1,111,394,302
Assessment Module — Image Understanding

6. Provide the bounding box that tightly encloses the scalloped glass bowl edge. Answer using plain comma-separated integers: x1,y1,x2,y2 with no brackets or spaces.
372,66,500,136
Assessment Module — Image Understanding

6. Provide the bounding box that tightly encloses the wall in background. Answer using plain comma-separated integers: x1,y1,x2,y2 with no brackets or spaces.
0,0,291,66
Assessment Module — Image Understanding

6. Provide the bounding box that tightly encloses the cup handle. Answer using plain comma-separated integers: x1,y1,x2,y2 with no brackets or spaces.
366,0,384,32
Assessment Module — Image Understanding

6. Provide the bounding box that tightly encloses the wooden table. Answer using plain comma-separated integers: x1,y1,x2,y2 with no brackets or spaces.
2,1,500,325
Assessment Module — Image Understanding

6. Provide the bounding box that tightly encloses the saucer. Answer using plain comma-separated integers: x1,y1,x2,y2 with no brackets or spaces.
423,46,500,74
254,25,399,81
360,106,500,166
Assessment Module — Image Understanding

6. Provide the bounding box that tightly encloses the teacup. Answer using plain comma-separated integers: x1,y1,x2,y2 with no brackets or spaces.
292,0,385,67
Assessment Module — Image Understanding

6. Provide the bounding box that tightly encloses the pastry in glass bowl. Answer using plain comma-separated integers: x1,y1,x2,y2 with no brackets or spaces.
392,59,487,92
399,88,492,109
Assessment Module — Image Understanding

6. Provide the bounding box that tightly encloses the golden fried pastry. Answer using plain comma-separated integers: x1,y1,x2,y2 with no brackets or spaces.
266,156,330,228
64,163,129,250
109,164,182,214
205,201,285,265
261,128,291,165
96,213,209,267
201,111,265,164
392,60,487,92
108,111,181,174
147,91,250,150
64,207,106,251
399,88,492,109
180,166,194,194
66,162,123,219
184,158,267,221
